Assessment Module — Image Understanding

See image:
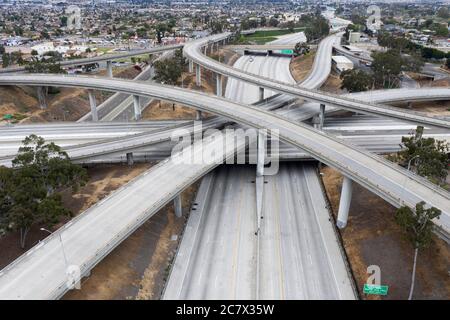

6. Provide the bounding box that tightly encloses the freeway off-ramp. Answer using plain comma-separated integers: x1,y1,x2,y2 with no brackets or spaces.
184,33,450,129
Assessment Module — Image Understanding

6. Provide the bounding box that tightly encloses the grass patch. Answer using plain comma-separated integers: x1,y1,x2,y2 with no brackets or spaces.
239,27,306,44
243,36,278,44
247,28,305,38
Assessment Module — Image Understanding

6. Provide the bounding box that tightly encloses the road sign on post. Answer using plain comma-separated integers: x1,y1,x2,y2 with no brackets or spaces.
281,49,293,55
363,284,389,296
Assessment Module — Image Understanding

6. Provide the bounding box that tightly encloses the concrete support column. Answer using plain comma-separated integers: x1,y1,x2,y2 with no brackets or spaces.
203,45,207,55
188,59,194,73
319,104,326,130
133,95,141,120
216,73,222,97
312,115,320,129
126,152,134,166
37,86,48,109
88,90,98,122
106,60,113,78
174,195,182,218
257,131,265,177
337,176,353,229
259,87,264,101
195,110,202,120
195,64,201,87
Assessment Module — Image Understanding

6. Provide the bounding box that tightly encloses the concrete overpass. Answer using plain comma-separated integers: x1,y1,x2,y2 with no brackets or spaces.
184,32,450,129
0,74,448,234
0,43,183,75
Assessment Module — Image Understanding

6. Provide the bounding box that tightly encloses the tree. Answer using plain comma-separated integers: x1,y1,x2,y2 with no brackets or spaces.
2,53,10,68
268,17,279,28
0,45,5,55
40,30,50,40
60,16,68,27
0,135,87,248
437,7,449,19
153,49,185,85
370,49,423,89
395,126,449,185
293,42,309,57
304,14,330,41
25,61,65,74
432,23,449,37
446,57,450,69
340,69,373,92
395,202,441,300
371,50,404,88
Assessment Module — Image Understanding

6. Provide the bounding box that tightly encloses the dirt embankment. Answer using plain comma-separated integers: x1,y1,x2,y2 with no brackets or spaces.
0,66,140,124
289,52,316,83
320,73,343,94
141,48,240,121
321,166,450,300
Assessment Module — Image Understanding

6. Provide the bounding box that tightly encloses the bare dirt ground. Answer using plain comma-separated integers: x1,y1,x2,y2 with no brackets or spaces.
0,66,140,123
289,51,316,83
407,100,450,117
141,48,238,121
321,166,450,300
320,72,343,94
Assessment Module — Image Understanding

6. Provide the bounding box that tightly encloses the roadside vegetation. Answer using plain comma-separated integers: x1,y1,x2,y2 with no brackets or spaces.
390,126,449,188
0,135,87,248
395,202,441,300
153,49,186,85
340,47,424,91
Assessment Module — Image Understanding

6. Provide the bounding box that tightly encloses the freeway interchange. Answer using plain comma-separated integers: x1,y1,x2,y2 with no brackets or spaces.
0,31,449,300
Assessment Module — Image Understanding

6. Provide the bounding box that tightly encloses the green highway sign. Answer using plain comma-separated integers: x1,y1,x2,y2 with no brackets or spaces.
2,114,13,120
281,49,293,55
363,284,389,296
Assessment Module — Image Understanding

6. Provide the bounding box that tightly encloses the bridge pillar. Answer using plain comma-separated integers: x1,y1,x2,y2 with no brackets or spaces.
106,60,113,78
319,104,326,130
37,86,48,109
203,45,207,55
126,152,134,166
195,64,201,86
259,87,264,101
216,73,222,97
133,95,141,120
196,110,202,120
174,195,182,218
257,130,266,177
188,59,194,73
88,90,98,122
312,115,320,129
337,176,353,229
